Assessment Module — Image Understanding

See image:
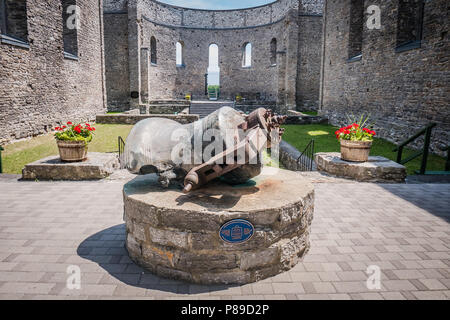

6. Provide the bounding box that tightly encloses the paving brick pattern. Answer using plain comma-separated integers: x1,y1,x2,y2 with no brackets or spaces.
0,179,449,300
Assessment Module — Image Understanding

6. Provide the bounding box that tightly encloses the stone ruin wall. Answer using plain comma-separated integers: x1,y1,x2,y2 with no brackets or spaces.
103,0,324,113
142,18,284,103
0,0,106,144
139,0,299,28
138,0,301,112
321,0,450,156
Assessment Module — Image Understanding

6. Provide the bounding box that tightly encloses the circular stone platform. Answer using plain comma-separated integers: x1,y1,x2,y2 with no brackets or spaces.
123,168,315,284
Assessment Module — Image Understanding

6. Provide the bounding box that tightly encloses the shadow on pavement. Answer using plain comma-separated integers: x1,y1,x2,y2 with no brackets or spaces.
77,224,239,295
379,183,450,222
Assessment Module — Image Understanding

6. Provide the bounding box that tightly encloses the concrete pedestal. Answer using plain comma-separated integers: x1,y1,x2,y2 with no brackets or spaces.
123,168,315,284
22,152,119,180
315,152,407,182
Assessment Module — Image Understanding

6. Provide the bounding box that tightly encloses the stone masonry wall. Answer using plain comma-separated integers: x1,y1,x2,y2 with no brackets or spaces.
103,0,324,113
0,0,106,144
320,0,450,156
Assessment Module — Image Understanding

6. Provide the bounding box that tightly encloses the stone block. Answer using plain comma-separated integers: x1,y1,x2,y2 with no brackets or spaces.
132,220,147,242
22,152,119,181
277,230,310,270
176,252,239,271
157,208,224,233
148,226,189,249
122,197,159,226
142,244,177,268
95,114,199,125
315,152,407,182
283,115,328,125
155,266,193,283
190,231,219,250
240,247,280,271
194,270,252,285
253,264,285,282
126,233,142,256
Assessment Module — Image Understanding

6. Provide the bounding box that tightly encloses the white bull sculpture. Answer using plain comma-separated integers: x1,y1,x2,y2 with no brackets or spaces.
122,106,286,193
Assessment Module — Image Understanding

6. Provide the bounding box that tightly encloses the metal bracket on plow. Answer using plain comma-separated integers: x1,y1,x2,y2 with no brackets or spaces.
182,108,287,193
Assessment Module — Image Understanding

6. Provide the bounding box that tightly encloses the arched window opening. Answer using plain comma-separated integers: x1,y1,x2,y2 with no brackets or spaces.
207,44,220,99
208,43,219,69
270,38,277,66
150,36,157,65
242,42,252,67
176,41,184,66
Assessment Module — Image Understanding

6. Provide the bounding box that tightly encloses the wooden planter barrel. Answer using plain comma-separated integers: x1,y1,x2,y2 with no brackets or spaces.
340,140,372,162
57,140,88,162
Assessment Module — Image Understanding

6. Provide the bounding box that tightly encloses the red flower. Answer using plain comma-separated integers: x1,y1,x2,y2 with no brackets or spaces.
67,121,72,126
62,125,67,129
371,131,376,136
55,127,60,131
74,126,81,134
353,123,359,128
344,130,350,135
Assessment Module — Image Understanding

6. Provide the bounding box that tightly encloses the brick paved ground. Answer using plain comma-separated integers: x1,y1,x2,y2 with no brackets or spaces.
0,178,449,300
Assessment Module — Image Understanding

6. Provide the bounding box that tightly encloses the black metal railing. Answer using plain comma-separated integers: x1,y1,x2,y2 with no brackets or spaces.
393,123,436,175
444,146,450,172
118,136,126,168
0,146,3,174
296,139,315,171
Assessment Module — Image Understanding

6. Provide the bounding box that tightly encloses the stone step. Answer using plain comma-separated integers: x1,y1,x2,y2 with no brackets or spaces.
189,101,234,118
148,100,190,106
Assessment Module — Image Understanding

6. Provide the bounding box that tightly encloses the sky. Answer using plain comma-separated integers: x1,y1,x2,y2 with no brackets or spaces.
158,0,274,10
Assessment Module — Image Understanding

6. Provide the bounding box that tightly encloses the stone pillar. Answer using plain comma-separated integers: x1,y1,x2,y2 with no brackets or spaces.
277,50,287,113
318,0,328,113
284,9,300,111
140,48,150,106
127,0,141,109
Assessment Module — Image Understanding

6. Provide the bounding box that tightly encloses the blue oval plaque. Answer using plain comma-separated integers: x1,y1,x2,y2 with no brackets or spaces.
219,219,254,244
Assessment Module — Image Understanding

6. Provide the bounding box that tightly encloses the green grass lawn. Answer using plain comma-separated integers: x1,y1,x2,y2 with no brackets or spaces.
282,124,446,175
2,124,134,174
